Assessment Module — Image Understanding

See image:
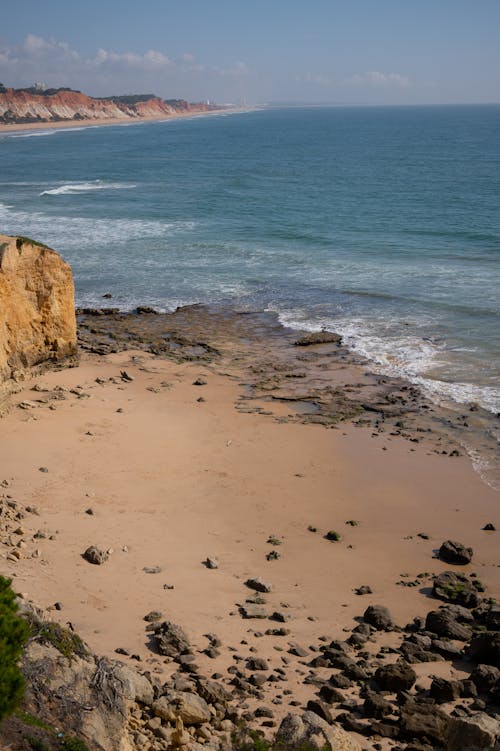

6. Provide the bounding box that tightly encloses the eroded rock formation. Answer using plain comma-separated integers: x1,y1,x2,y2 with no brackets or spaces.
0,234,77,409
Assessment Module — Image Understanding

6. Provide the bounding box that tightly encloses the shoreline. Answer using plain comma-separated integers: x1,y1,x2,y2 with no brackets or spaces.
0,106,250,134
0,304,498,748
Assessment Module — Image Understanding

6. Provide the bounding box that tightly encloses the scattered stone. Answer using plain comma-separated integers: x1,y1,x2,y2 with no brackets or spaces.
271,611,292,623
354,585,372,595
324,530,342,542
153,692,210,725
266,550,281,561
345,520,359,526
275,711,361,751
467,631,500,666
143,566,162,574
203,557,219,569
144,611,163,622
247,657,269,671
438,539,473,565
482,523,496,531
120,370,134,382
39,467,49,473
288,643,309,658
429,677,462,703
240,603,268,619
363,604,394,630
192,378,207,386
85,508,94,515
83,546,109,565
245,577,272,593
447,712,500,751
399,699,450,745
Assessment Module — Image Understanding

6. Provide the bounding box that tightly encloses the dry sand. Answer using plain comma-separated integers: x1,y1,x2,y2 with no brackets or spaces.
0,346,498,733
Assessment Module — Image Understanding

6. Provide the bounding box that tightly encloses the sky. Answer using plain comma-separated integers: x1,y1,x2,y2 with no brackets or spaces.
1,0,499,105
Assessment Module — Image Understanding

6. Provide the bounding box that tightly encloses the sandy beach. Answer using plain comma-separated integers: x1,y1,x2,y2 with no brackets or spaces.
0,107,247,135
1,307,498,746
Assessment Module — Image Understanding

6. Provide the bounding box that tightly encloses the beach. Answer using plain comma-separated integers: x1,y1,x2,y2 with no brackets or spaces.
1,306,498,746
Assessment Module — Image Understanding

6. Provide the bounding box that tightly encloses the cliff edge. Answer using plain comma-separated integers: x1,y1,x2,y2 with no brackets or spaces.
0,234,77,408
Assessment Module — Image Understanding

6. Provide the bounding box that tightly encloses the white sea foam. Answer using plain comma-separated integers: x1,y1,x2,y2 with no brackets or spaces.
8,130,57,138
272,306,500,415
40,181,136,196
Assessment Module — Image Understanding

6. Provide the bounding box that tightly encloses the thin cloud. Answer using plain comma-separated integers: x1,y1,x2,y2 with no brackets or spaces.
346,71,410,87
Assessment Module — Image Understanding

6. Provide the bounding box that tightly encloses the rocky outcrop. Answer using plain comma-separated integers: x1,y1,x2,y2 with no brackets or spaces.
0,87,222,125
0,234,77,409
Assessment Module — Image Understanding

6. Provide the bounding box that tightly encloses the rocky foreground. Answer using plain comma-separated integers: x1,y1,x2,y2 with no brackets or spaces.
0,236,498,750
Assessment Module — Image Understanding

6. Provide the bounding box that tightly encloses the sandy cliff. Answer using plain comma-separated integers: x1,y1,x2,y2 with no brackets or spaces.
0,234,77,406
0,87,218,124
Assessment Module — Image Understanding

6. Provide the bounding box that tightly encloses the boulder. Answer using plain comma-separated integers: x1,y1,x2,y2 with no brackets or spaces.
425,609,471,641
153,691,211,725
374,662,417,692
83,546,109,565
245,577,272,593
294,331,342,347
433,570,481,608
153,621,191,658
429,677,462,703
363,604,394,630
275,711,361,751
470,664,500,694
468,632,500,666
447,712,500,750
0,235,77,409
399,699,450,745
438,540,473,565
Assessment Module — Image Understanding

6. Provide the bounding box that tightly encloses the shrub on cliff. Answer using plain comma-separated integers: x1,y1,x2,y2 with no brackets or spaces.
0,575,30,723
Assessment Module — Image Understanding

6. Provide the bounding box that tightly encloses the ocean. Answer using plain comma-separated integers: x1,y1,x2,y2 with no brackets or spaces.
1,105,499,416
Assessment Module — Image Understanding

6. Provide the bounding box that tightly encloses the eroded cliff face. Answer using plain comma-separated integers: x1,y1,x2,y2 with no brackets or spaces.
0,235,77,405
0,87,219,125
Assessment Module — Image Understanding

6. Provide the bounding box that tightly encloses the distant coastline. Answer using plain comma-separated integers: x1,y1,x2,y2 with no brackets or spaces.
0,84,244,133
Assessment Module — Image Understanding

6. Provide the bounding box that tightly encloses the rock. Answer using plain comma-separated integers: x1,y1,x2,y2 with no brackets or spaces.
438,540,473,565
363,690,392,719
306,700,334,724
153,691,211,725
429,677,462,703
203,557,219,569
275,711,361,751
399,699,450,745
245,577,272,593
325,530,342,542
374,661,417,692
432,570,481,608
83,546,109,565
363,604,394,630
113,663,154,705
192,378,207,386
354,585,372,595
294,332,342,347
136,306,158,315
0,235,77,408
319,685,345,704
240,604,268,619
470,664,500,693
246,657,269,671
447,712,500,751
425,608,471,641
467,632,500,666
120,370,134,382
153,621,191,658
144,611,163,622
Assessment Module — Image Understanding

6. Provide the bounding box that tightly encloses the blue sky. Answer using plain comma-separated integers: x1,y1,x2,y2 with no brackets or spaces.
1,0,499,104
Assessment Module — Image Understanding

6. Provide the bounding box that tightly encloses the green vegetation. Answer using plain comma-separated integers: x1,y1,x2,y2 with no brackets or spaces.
103,93,157,105
16,236,49,251
60,737,90,751
26,618,87,661
0,576,30,723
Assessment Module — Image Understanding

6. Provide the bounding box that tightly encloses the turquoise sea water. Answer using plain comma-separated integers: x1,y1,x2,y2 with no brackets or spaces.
0,106,499,414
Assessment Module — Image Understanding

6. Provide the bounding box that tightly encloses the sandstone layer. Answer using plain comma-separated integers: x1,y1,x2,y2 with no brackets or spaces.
0,234,77,407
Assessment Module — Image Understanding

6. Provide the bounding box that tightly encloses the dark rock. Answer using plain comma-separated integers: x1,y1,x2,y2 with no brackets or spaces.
289,643,309,657
355,585,373,596
425,609,471,641
329,674,353,689
470,663,500,693
319,685,345,704
432,570,481,608
153,621,191,657
83,545,109,565
431,639,462,660
363,604,394,630
429,677,462,703
254,706,274,718
438,540,473,565
324,530,342,542
144,610,163,622
294,331,342,347
136,306,158,314
363,690,392,719
447,712,500,751
482,523,496,531
245,577,272,593
370,720,400,739
192,378,207,386
467,631,500,666
374,662,417,692
400,699,450,745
